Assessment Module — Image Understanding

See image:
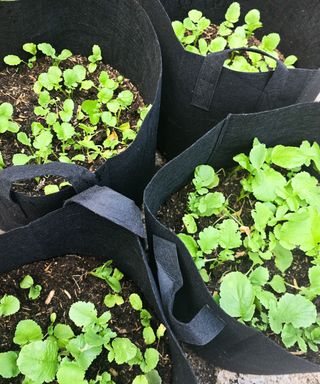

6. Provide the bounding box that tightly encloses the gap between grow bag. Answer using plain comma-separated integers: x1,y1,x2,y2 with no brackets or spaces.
0,185,197,384
0,0,162,229
144,102,320,375
138,0,320,159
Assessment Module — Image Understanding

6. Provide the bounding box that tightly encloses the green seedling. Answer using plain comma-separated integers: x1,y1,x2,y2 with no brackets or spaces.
0,262,164,383
177,139,320,353
20,275,42,300
172,2,298,72
2,43,151,175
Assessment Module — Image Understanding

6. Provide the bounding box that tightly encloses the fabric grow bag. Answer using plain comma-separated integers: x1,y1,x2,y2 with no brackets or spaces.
144,102,320,375
0,0,162,229
138,0,320,159
0,185,197,384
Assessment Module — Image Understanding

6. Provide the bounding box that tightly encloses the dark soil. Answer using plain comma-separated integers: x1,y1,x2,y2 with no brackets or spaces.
0,255,172,383
0,54,145,196
157,168,320,365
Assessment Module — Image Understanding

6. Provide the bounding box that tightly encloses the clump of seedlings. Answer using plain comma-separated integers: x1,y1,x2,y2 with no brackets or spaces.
0,256,171,383
172,2,298,72
159,139,320,361
0,43,150,193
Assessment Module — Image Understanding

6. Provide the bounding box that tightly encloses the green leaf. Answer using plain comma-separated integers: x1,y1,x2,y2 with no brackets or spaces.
0,352,19,379
69,301,97,327
33,130,53,150
104,294,124,308
4,55,22,66
145,370,162,384
0,295,20,317
261,33,280,52
245,9,260,26
249,267,269,286
291,172,320,208
276,207,320,253
193,165,219,191
271,145,307,169
251,168,286,202
133,376,148,384
14,320,43,345
29,284,42,300
177,234,199,257
141,348,160,373
20,275,34,289
143,326,156,345
209,37,227,53
98,88,114,104
198,226,220,254
188,9,203,22
118,90,134,106
220,272,255,322
111,338,138,364
156,324,166,339
273,243,293,273
57,360,86,384
252,202,274,233
54,324,74,341
182,214,197,234
38,43,56,58
269,275,286,293
12,153,32,166
217,219,242,249
23,43,37,55
17,339,58,383
57,49,73,61
197,192,225,216
172,21,185,39
269,293,316,332
44,185,60,195
67,335,102,370
225,2,240,23
17,132,32,147
284,55,298,67
129,293,143,311
249,139,267,169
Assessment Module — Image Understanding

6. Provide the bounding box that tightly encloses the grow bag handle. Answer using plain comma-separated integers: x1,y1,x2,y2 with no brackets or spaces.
153,235,225,345
0,162,97,200
191,47,289,112
65,185,146,238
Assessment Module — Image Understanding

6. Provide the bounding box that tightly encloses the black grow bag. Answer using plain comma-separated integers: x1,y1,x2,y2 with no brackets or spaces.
138,0,320,158
0,185,198,384
144,102,320,375
0,0,161,229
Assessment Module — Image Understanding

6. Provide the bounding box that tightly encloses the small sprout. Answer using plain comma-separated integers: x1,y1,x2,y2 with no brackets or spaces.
20,275,42,300
172,3,297,71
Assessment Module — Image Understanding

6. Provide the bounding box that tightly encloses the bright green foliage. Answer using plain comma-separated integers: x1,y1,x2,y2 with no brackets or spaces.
0,352,19,379
2,43,150,186
220,272,255,322
129,293,166,345
172,3,297,72
0,295,20,317
90,261,124,293
176,139,320,353
0,261,164,382
20,275,42,300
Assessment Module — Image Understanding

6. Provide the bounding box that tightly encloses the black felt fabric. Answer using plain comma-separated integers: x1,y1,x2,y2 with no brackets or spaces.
138,0,320,158
0,0,162,229
144,103,320,375
0,186,197,384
